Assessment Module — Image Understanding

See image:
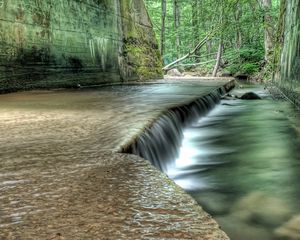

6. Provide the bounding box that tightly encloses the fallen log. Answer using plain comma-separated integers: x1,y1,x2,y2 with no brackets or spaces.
163,33,213,71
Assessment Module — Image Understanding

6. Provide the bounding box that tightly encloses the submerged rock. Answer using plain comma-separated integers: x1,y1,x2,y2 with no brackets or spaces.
275,215,300,240
192,192,231,215
221,93,239,100
216,215,273,240
231,191,291,228
240,92,262,100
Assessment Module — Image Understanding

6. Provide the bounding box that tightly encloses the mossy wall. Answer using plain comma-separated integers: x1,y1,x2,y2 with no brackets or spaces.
0,0,162,92
119,0,163,81
275,0,300,106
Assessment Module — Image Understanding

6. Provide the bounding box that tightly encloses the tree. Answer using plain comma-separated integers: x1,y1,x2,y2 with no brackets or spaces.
234,1,243,49
145,0,280,78
173,0,180,58
161,0,167,56
162,33,213,71
192,0,200,47
262,0,273,62
212,39,223,77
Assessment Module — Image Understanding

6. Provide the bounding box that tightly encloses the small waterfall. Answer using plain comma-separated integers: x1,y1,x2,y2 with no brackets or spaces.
122,82,234,173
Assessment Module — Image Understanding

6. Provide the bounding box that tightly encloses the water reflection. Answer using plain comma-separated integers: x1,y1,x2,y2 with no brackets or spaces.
168,86,300,240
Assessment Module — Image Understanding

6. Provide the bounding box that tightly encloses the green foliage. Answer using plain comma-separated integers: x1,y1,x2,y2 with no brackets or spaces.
241,63,260,74
226,64,240,75
223,46,264,75
145,0,280,77
239,48,265,63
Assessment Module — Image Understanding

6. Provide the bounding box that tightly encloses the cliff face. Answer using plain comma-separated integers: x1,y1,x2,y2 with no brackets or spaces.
119,0,162,81
275,0,300,105
0,0,162,92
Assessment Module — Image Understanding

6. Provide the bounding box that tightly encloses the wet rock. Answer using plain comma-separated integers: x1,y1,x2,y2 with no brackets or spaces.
274,215,300,239
231,192,291,228
216,215,273,240
240,92,262,100
221,103,235,106
167,68,183,77
234,72,249,80
221,93,239,100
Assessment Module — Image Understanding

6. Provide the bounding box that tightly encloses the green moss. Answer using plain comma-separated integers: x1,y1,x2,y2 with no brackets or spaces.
120,0,163,81
125,39,162,79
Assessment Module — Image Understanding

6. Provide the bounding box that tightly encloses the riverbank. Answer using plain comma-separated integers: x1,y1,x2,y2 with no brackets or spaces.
0,78,233,239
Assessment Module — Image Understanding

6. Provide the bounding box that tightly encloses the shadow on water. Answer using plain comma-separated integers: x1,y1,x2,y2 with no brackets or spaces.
166,84,300,240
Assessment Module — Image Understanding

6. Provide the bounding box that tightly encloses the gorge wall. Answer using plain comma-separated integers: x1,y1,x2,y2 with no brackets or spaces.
0,0,162,92
275,0,300,106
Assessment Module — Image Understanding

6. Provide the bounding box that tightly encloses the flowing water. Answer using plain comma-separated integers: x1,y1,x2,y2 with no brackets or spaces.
2,80,299,239
0,80,233,238
164,84,300,239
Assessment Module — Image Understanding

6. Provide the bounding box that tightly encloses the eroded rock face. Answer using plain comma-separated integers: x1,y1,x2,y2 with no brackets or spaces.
0,0,162,92
231,192,291,228
119,0,163,81
275,0,300,107
275,215,300,239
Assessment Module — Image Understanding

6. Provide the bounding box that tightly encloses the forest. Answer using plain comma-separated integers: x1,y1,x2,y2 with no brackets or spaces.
145,0,281,80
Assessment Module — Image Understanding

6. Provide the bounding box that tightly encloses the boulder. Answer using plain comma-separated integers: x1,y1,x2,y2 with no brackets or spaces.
274,215,300,239
234,72,249,80
231,191,291,228
240,92,262,100
167,68,182,77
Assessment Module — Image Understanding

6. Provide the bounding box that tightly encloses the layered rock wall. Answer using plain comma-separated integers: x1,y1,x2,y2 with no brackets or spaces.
275,0,300,106
0,0,162,92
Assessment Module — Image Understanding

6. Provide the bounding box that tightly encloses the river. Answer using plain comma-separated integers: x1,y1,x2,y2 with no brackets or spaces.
166,84,300,239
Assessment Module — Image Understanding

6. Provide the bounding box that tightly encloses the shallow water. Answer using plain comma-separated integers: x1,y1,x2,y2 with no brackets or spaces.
167,85,300,239
0,80,231,238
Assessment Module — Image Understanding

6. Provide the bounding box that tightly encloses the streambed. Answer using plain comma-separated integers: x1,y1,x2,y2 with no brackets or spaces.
167,84,300,239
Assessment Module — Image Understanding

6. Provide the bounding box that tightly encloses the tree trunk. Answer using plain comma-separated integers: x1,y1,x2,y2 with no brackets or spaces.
160,0,167,57
206,40,212,60
212,39,223,77
262,0,273,62
192,0,199,47
173,0,180,58
234,1,242,49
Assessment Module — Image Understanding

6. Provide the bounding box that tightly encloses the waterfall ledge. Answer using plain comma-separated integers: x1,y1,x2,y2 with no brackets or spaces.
0,78,234,239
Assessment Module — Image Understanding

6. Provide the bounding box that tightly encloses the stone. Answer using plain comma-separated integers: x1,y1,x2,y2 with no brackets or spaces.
231,191,291,228
167,68,183,77
240,92,262,100
221,93,239,100
274,215,300,240
0,0,162,92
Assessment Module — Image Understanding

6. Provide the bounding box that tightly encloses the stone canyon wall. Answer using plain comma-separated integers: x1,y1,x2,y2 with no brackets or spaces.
275,0,300,106
0,0,162,92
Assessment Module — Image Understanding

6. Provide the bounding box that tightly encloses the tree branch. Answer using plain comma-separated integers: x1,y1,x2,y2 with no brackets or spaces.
163,33,213,71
